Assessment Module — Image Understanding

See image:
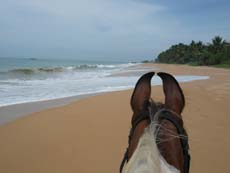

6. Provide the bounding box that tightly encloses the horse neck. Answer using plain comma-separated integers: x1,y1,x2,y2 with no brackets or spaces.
122,125,179,173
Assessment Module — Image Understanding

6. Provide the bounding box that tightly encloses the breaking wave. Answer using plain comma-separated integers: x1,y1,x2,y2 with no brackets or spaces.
0,63,135,76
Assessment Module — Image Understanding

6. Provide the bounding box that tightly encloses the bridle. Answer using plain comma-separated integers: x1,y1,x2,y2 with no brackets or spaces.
155,109,191,173
119,110,150,173
119,108,190,173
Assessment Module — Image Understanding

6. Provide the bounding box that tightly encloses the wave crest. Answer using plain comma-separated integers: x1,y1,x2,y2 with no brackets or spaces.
3,63,133,75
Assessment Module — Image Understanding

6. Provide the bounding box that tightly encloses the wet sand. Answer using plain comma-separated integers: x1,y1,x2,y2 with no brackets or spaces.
0,93,97,125
0,63,230,173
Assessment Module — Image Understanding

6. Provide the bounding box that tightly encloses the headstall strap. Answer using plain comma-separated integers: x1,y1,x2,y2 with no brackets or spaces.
120,111,150,173
156,109,191,173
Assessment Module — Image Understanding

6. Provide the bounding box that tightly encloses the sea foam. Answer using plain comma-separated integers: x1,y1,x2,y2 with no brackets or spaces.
0,61,209,107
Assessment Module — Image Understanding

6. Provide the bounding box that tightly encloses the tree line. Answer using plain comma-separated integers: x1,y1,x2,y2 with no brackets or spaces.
155,36,230,66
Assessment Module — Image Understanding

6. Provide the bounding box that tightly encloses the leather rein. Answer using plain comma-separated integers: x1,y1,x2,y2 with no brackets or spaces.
119,109,190,173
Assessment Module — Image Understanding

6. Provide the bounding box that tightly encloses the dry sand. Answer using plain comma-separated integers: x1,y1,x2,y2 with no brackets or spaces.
0,64,230,173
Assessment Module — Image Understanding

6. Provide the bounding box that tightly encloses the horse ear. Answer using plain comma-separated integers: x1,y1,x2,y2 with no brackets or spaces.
157,72,185,114
131,72,155,113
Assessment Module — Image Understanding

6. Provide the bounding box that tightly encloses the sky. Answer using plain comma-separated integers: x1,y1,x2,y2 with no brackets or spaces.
0,0,229,62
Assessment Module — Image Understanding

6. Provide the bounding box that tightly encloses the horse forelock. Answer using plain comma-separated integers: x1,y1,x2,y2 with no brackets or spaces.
148,100,164,121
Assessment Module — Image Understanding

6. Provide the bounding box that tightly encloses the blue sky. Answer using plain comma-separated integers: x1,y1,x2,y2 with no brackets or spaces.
0,0,229,61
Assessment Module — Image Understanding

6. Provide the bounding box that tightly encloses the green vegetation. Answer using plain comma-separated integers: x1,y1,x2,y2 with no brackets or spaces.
141,60,154,63
155,36,230,68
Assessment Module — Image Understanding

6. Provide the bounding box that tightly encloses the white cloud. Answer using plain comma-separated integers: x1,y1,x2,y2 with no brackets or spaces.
1,1,171,57
13,0,167,33
3,0,228,60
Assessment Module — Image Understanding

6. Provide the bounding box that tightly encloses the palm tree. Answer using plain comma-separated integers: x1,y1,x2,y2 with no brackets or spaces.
211,36,225,53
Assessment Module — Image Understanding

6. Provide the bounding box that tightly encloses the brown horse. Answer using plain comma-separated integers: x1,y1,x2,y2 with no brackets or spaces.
120,72,190,173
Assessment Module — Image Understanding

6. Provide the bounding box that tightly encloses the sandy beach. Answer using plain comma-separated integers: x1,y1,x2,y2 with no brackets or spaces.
0,63,230,173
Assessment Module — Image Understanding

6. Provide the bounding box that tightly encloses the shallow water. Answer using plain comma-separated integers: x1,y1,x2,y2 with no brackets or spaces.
0,58,209,107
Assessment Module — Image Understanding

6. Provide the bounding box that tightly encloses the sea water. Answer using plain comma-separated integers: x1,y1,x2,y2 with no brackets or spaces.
0,57,209,107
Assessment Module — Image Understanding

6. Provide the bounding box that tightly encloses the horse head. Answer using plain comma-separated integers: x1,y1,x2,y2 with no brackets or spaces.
120,72,190,173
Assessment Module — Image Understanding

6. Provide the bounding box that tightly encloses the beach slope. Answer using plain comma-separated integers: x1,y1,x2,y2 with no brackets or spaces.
0,64,230,173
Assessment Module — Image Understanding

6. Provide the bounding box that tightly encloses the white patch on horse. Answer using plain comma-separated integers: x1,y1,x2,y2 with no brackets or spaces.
122,124,179,173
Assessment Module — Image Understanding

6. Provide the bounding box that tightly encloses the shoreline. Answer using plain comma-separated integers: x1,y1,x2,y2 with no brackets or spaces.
0,70,209,125
0,62,214,110
0,93,99,125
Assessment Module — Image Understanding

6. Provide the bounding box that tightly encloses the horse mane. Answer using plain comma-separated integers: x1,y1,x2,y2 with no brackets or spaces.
122,122,180,173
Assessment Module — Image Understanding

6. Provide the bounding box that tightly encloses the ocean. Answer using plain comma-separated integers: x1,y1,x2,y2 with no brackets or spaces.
0,57,209,107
